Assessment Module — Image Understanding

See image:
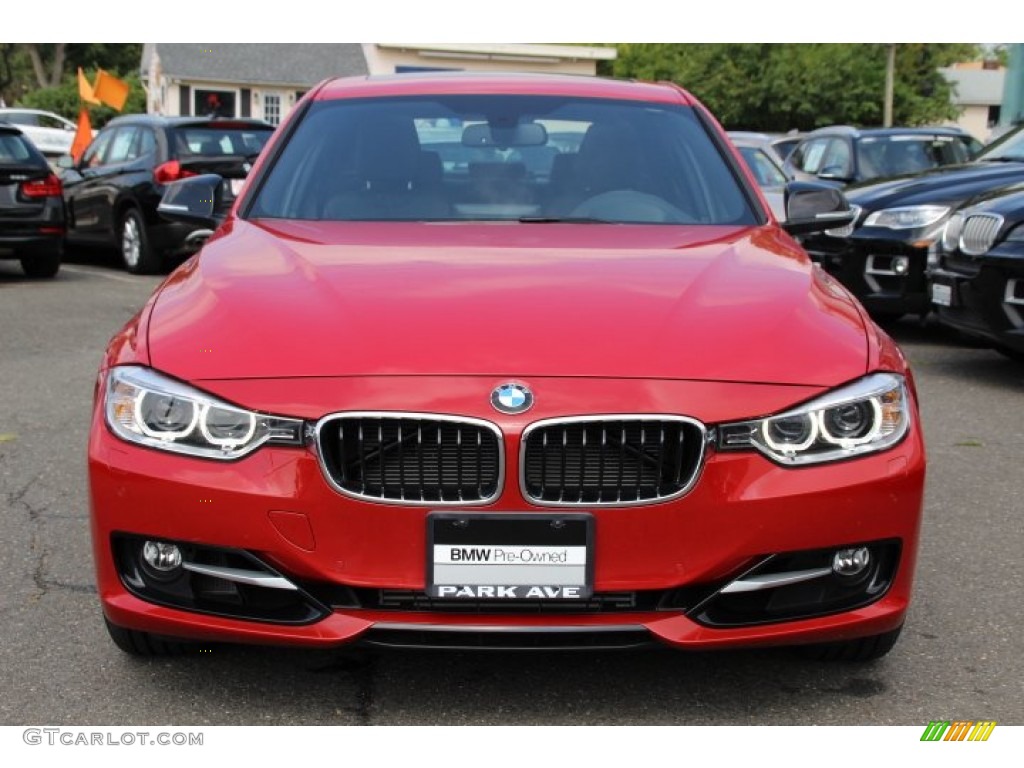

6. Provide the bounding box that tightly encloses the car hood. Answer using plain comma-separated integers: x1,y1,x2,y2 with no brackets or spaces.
846,161,1024,210
146,219,868,386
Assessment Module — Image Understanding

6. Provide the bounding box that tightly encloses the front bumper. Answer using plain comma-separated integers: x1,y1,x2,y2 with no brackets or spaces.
89,374,925,651
930,246,1024,354
804,231,931,317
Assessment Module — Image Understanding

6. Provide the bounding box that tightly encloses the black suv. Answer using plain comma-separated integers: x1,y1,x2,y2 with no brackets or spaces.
58,115,274,273
784,126,980,186
929,184,1024,361
1,122,65,278
801,125,1024,319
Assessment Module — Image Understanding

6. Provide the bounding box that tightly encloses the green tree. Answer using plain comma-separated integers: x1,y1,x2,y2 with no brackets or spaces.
0,43,142,108
612,43,979,130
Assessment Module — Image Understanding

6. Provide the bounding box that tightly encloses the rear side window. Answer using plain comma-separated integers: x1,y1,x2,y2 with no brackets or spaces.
738,146,786,187
248,95,757,225
0,133,35,163
106,127,140,164
3,112,39,127
173,127,272,158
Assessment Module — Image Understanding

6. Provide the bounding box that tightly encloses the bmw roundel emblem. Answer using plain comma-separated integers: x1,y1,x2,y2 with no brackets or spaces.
491,383,534,414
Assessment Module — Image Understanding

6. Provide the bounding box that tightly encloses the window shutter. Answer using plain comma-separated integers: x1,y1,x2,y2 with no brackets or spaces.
179,85,191,116
240,88,251,118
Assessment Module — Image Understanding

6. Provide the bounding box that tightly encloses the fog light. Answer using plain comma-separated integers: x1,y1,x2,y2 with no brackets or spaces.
833,547,871,577
142,540,182,572
892,255,910,275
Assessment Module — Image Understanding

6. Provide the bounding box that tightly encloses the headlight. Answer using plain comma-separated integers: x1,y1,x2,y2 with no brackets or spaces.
864,205,949,230
717,373,910,466
941,212,965,252
105,366,305,460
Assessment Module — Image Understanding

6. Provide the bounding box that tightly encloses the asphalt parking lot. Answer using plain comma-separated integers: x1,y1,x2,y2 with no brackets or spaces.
1,252,1022,726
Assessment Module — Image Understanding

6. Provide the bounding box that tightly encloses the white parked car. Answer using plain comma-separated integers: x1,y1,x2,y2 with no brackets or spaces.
0,108,78,157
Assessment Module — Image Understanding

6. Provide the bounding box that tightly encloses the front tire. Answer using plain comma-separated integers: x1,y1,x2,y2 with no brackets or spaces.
19,245,62,278
119,208,161,274
796,625,903,662
104,617,191,657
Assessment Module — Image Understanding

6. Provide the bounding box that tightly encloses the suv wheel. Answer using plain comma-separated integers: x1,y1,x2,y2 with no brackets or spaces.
120,208,161,274
20,245,62,278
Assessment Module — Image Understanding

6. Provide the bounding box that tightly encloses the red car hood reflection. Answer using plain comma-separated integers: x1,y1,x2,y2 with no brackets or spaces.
147,220,867,386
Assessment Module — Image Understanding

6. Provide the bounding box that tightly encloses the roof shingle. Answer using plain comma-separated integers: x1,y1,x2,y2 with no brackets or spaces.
143,43,368,87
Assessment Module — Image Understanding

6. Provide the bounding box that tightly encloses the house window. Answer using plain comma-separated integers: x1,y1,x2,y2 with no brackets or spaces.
194,89,236,118
264,94,281,126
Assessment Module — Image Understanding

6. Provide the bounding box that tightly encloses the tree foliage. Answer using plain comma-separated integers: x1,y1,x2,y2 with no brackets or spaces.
612,43,979,130
0,44,142,109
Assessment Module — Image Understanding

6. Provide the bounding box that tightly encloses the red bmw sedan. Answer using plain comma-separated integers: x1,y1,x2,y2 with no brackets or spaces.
89,74,925,660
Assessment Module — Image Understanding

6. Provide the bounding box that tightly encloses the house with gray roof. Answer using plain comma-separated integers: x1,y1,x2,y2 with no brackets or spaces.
141,43,369,124
141,43,615,125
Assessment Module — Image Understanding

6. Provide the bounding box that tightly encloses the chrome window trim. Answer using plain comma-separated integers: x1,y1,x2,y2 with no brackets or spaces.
518,414,709,508
313,411,505,507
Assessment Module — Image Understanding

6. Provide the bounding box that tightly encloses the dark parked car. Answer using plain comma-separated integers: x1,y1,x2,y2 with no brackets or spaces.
784,126,981,187
0,122,64,278
801,125,1024,319
929,184,1024,361
58,115,274,273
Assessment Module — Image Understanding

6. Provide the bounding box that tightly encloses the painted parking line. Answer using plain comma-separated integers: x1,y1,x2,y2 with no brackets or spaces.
61,265,155,284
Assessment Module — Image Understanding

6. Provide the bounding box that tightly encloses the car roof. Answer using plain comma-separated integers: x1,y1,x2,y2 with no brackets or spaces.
727,131,778,142
101,114,275,130
315,72,694,106
806,125,970,139
0,107,63,117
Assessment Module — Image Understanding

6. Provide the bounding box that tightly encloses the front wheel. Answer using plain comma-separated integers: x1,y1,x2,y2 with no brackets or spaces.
119,208,161,274
795,625,903,662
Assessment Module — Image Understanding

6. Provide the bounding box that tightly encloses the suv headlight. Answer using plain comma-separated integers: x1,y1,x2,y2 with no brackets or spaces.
104,366,304,460
864,205,949,230
717,373,910,466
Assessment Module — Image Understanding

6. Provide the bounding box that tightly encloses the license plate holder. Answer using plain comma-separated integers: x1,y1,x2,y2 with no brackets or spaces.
427,513,594,600
931,282,954,307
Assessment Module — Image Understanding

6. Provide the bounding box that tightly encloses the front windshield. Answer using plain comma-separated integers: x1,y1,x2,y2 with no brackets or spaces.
977,126,1024,162
248,95,757,225
855,135,972,179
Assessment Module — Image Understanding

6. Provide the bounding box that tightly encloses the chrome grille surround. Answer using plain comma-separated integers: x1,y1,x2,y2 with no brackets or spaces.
314,412,504,506
519,415,708,507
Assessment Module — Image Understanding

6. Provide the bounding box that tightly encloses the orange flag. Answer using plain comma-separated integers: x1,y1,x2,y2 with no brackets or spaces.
93,69,130,112
77,67,100,105
70,108,93,162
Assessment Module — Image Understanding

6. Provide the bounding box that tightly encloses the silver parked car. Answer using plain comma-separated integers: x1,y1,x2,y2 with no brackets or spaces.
0,108,79,158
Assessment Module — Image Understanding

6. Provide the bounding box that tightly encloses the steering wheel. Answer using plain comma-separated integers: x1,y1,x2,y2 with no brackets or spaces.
570,190,696,223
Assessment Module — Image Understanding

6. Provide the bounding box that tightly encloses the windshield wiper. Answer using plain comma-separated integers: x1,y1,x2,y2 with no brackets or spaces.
517,216,613,224
977,156,1024,163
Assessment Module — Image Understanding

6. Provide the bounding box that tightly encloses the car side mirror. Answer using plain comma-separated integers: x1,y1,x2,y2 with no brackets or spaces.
157,174,224,229
782,181,855,235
